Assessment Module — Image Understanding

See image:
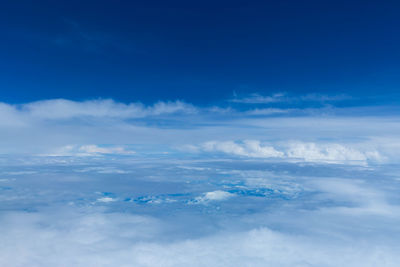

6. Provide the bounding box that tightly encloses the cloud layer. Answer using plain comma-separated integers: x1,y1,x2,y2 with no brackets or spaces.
1,209,399,267
3,99,197,121
1,97,400,266
229,92,349,104
197,140,382,165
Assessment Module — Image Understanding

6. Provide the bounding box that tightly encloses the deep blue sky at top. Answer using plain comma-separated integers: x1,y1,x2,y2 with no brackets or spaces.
0,0,399,105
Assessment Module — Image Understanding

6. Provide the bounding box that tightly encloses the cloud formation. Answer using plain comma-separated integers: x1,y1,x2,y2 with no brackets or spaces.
229,92,349,104
230,93,287,104
0,99,197,129
202,140,284,158
46,144,135,156
191,190,235,204
196,140,382,165
0,126,399,266
0,208,399,267
0,97,398,164
23,99,197,119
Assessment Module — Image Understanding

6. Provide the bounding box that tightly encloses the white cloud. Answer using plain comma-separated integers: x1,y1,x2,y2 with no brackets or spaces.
229,92,349,104
75,166,130,174
285,142,382,164
308,178,399,216
0,98,398,164
0,99,197,121
202,140,284,158
79,145,134,155
0,209,399,267
97,197,117,203
192,190,235,204
230,93,286,104
246,108,292,115
47,144,135,156
197,140,383,165
0,97,400,266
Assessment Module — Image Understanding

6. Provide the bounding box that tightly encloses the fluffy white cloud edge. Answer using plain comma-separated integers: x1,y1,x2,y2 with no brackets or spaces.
195,140,383,165
190,190,235,204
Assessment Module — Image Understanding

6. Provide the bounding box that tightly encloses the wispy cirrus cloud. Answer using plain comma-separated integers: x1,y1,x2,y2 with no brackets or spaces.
229,92,350,104
46,144,135,157
21,99,197,119
230,92,286,104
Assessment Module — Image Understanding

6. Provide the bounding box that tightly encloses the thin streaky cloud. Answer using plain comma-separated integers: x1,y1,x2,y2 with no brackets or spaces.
230,92,351,104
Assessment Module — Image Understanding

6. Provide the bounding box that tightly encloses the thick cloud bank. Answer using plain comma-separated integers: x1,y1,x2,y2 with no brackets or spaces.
1,209,399,267
0,97,400,266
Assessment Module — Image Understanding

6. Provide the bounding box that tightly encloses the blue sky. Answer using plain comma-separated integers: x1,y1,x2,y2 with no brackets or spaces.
1,1,400,266
1,0,400,104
